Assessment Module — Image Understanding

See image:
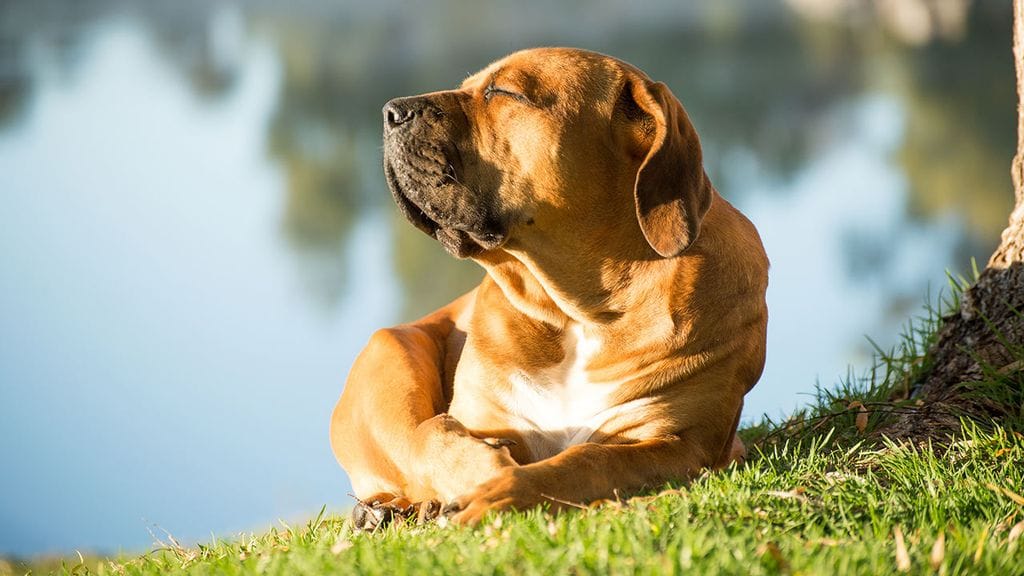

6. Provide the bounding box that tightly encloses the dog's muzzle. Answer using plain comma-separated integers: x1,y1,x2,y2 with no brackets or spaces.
382,96,506,258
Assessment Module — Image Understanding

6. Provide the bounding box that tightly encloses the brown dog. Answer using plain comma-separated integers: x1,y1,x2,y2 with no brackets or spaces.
330,47,768,527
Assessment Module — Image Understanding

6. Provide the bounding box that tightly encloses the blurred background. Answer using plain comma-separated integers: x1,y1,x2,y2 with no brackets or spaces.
0,0,1015,559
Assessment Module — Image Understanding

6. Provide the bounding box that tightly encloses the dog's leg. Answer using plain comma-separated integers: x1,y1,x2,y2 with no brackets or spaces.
447,416,739,525
330,292,517,515
406,412,520,502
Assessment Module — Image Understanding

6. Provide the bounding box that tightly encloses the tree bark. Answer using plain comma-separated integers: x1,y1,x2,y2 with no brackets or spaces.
886,0,1024,440
992,0,1024,268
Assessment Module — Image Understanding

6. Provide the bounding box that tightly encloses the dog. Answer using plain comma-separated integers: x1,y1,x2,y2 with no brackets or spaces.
330,47,768,527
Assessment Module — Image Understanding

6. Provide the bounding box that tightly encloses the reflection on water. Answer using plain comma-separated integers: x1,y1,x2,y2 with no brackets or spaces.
0,0,1014,556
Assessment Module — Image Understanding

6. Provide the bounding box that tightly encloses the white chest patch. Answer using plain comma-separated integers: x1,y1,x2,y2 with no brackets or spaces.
504,324,648,459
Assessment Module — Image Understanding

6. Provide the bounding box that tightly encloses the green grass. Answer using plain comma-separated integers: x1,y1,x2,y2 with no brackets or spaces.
30,426,1024,575
7,282,1024,576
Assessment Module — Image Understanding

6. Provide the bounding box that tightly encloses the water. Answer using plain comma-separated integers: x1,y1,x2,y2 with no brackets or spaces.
0,0,1015,557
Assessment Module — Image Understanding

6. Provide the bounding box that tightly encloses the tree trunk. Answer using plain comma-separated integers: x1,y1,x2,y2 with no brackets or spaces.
886,0,1024,439
993,0,1024,268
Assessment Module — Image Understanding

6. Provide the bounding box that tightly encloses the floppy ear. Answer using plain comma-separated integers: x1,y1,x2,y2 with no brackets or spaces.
619,79,713,257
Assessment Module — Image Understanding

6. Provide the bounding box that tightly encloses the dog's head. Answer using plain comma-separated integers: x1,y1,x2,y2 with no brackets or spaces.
382,47,712,259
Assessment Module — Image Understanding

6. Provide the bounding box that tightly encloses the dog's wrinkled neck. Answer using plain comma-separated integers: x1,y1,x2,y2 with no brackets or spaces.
473,251,571,326
475,205,677,326
474,240,671,328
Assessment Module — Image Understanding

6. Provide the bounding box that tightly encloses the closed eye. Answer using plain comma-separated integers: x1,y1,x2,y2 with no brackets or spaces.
484,83,528,104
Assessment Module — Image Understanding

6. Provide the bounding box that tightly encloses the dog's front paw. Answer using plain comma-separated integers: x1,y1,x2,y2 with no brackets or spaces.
446,468,544,525
351,495,415,531
352,494,445,531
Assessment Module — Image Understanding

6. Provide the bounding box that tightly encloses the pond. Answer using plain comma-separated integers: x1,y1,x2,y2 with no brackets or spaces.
0,0,1015,557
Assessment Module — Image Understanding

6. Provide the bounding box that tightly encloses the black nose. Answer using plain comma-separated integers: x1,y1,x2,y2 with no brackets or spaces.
383,99,418,128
